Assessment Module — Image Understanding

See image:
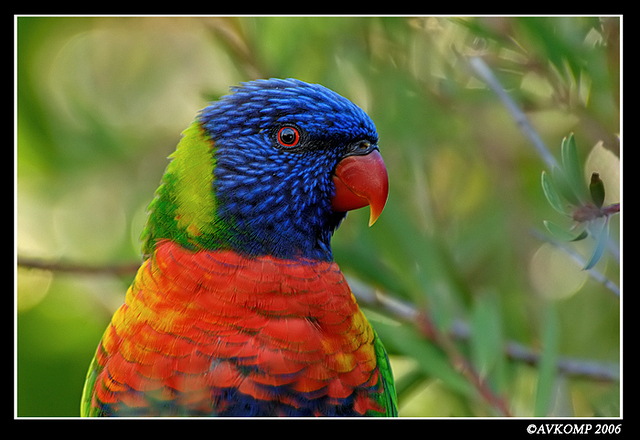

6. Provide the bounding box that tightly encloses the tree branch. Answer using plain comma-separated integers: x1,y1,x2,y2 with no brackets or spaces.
17,254,619,384
17,255,140,277
349,277,620,383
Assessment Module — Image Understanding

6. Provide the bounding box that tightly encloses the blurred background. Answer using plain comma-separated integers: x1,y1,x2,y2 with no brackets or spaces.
16,16,620,417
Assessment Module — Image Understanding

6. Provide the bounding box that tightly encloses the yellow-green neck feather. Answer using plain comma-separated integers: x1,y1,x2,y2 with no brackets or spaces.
141,121,221,255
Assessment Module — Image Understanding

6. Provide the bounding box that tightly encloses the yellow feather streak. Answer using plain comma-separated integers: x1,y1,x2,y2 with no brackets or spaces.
168,122,217,238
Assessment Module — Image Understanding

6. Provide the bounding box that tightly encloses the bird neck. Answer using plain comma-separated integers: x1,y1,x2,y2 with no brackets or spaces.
141,121,224,256
141,121,343,261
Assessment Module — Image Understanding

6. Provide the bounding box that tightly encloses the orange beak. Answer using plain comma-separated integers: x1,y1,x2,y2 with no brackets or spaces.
331,150,389,226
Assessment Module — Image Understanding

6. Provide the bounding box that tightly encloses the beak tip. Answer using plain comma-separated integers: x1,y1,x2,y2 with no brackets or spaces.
331,149,389,226
368,202,385,227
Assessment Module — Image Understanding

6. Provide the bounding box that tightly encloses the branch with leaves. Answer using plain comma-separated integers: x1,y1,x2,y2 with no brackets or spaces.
468,55,620,285
541,134,620,270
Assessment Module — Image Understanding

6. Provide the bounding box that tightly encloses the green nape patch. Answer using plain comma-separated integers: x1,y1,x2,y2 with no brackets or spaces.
141,122,220,255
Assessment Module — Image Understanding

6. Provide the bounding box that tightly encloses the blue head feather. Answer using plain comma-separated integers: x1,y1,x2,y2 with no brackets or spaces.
198,78,378,261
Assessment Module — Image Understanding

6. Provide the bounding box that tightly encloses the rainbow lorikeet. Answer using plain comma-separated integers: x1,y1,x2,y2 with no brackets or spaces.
80,78,396,417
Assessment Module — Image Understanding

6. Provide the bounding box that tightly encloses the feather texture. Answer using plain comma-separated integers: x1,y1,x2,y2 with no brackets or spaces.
81,78,396,417
82,240,396,416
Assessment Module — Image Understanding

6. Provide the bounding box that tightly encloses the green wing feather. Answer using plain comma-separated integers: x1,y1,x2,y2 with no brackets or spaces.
80,351,99,417
373,330,398,416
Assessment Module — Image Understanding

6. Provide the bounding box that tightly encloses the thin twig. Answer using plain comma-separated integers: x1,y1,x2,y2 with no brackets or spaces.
349,278,620,383
467,56,560,171
529,229,620,298
417,312,514,416
17,255,141,276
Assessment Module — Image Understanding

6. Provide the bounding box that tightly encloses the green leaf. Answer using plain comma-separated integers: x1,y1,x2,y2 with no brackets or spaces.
570,229,589,242
470,293,505,386
560,134,587,203
543,220,587,242
589,172,606,208
541,171,567,215
584,218,609,270
551,166,580,206
534,304,560,416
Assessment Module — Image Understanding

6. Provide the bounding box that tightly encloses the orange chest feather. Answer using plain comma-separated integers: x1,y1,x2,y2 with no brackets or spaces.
101,240,377,397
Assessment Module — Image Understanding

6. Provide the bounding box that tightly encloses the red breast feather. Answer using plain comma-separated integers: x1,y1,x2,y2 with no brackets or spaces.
88,240,386,416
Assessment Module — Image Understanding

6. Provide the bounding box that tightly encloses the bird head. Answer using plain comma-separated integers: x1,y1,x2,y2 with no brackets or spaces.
142,78,388,261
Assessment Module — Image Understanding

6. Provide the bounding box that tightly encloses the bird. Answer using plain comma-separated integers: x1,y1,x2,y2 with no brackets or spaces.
80,78,396,417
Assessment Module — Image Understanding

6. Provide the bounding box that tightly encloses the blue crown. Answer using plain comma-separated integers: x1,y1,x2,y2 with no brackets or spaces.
198,78,379,261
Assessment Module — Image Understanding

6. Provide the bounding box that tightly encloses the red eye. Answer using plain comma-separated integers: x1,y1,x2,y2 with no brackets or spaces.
277,126,300,147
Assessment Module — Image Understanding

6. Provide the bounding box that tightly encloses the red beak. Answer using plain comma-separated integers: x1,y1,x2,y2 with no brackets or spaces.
331,150,389,226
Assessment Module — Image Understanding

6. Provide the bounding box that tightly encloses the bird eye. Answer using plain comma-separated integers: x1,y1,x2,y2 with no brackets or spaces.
277,126,300,147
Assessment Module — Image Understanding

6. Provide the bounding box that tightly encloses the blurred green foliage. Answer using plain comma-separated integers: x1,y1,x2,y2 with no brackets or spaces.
16,16,620,417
